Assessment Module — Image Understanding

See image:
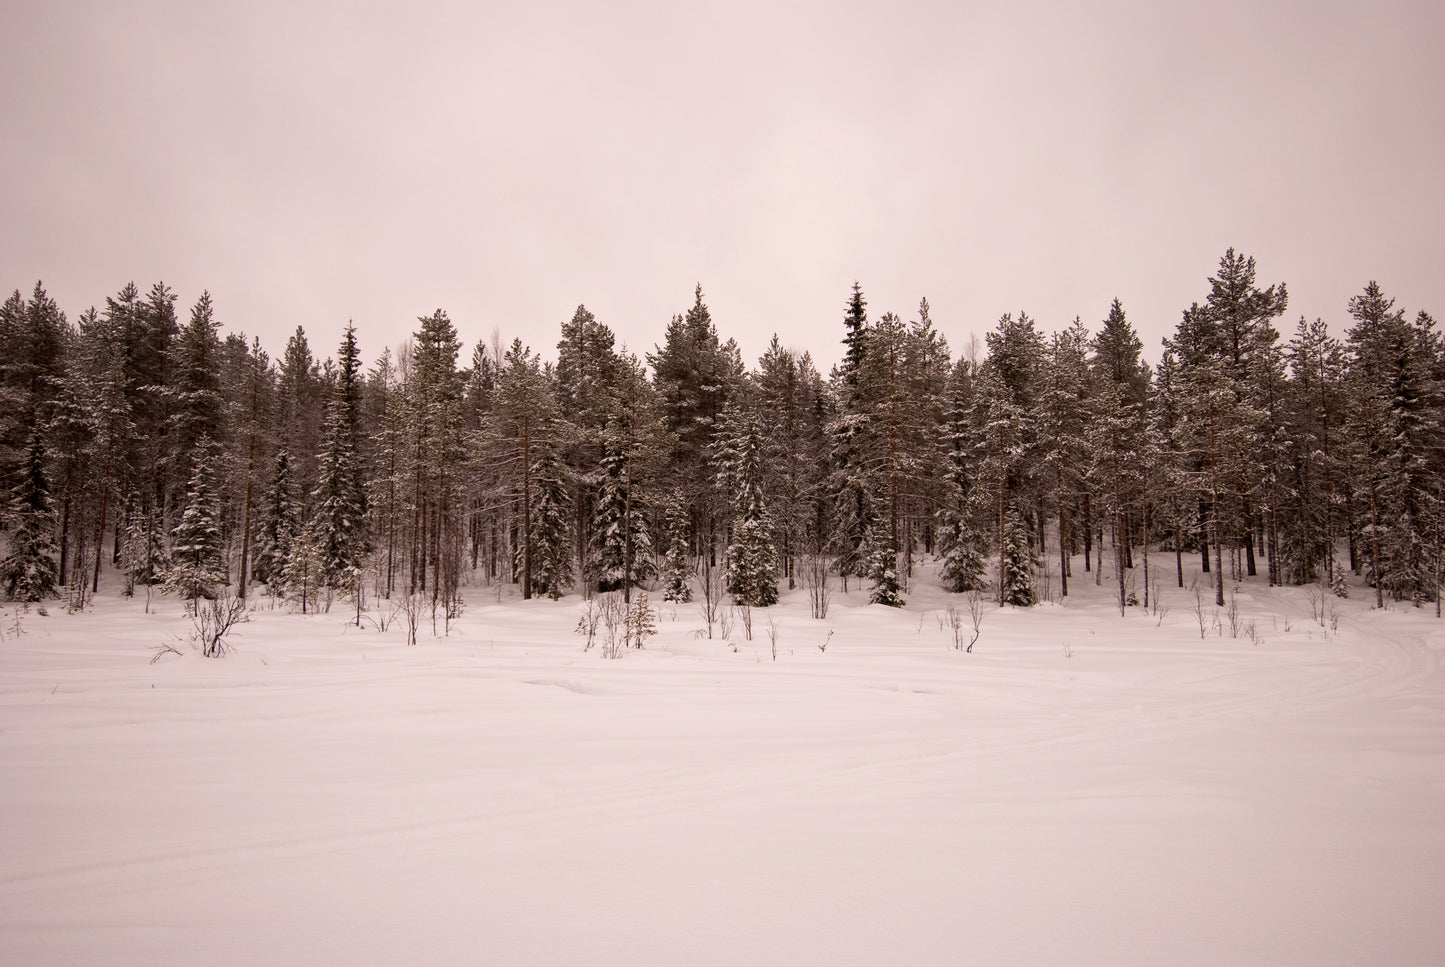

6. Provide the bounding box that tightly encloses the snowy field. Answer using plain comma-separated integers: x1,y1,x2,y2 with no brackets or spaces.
2,566,1443,966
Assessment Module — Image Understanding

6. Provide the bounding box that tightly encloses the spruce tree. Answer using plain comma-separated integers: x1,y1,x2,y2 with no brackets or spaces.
937,356,988,593
1000,509,1037,607
253,449,300,589
168,291,226,501
838,282,869,393
1,434,59,602
489,339,564,599
310,324,368,593
592,352,665,602
166,436,225,605
119,496,167,599
594,430,655,595
528,445,574,599
864,521,905,607
714,404,778,607
660,492,693,602
647,285,739,568
1282,317,1347,586
1090,300,1151,612
1346,282,1440,604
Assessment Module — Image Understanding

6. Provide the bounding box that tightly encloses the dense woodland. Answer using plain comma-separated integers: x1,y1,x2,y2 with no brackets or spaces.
1,249,1442,624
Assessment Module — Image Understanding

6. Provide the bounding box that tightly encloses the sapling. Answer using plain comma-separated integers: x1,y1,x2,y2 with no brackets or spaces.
1190,581,1208,640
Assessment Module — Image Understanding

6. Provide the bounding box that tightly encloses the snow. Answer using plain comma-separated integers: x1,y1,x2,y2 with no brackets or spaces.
2,569,1443,966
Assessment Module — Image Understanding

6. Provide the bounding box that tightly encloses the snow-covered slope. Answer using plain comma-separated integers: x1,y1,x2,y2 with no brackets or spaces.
2,570,1442,966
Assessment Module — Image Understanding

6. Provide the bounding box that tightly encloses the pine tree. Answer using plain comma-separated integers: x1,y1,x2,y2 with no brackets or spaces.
1,434,59,602
1038,318,1091,597
975,313,1043,606
647,285,739,568
366,348,405,598
528,445,574,599
1090,300,1151,612
410,310,467,605
168,291,227,501
555,306,622,590
1281,317,1347,586
277,326,324,503
937,356,988,593
489,339,565,599
592,352,666,601
755,336,831,588
166,436,225,605
233,337,272,600
0,284,68,489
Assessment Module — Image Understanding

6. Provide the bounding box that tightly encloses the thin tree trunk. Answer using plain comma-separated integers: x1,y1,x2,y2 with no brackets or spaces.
1057,466,1069,598
92,465,111,595
521,419,532,600
59,493,71,586
1367,471,1384,608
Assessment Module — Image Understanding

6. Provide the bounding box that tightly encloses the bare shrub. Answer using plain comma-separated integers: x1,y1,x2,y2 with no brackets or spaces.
697,560,725,638
399,587,424,647
765,613,780,661
1306,583,1324,626
190,589,250,658
738,603,752,641
150,640,184,664
600,592,626,659
801,551,831,619
1225,586,1241,638
1190,581,1208,640
575,596,601,650
819,629,833,653
965,589,985,653
1,605,24,641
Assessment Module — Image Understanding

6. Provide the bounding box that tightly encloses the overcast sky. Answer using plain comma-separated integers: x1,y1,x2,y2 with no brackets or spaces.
3,0,1441,372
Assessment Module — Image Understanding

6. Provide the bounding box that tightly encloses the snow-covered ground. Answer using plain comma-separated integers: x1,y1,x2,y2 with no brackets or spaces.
2,565,1443,966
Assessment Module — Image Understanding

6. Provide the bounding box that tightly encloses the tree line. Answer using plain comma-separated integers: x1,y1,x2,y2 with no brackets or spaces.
1,249,1441,621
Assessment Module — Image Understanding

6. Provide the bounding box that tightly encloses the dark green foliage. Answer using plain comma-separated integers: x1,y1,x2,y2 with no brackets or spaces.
715,406,778,608
311,324,368,591
1000,509,1036,607
253,450,299,588
166,436,225,604
660,492,693,603
528,447,573,599
864,523,904,607
594,433,654,593
1,435,59,601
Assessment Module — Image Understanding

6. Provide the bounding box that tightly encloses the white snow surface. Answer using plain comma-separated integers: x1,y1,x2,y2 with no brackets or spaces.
2,569,1443,966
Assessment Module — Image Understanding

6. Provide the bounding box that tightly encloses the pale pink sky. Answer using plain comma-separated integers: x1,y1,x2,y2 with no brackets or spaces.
3,0,1441,369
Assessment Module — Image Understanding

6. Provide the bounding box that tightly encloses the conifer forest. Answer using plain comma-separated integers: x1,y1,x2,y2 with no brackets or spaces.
2,248,1442,623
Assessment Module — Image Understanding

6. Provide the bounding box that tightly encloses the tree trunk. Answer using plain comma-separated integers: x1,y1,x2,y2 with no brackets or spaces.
1057,466,1069,598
